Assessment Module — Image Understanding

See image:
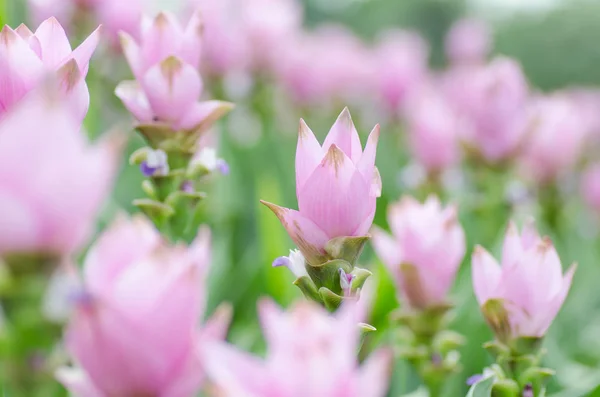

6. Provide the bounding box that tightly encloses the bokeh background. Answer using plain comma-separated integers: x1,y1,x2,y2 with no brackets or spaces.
4,0,600,395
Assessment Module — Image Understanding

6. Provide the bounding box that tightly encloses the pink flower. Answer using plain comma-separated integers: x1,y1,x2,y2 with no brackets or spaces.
445,18,491,65
404,85,461,173
0,18,100,120
57,215,230,397
581,163,600,211
202,299,392,397
472,219,576,339
519,95,589,183
371,196,465,309
115,12,233,132
373,29,429,112
0,80,117,257
262,108,381,266
443,57,529,162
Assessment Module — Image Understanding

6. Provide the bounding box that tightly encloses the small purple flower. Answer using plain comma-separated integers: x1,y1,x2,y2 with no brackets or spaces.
140,149,169,177
217,159,230,175
180,180,194,193
522,384,533,397
272,256,291,268
68,288,94,309
466,374,484,386
272,250,308,278
339,268,355,295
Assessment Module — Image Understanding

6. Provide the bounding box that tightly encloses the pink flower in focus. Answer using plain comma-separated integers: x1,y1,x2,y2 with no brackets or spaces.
0,18,100,120
519,95,588,184
445,18,491,65
472,219,576,339
373,30,429,112
0,81,117,257
582,163,600,211
371,196,465,310
115,12,232,132
443,57,529,163
262,108,381,266
57,215,230,397
404,85,461,173
202,299,392,397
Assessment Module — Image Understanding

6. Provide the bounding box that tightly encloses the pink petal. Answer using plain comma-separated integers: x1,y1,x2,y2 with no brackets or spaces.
356,125,381,197
358,349,393,397
353,200,376,236
141,56,202,122
34,17,73,68
15,24,42,56
520,216,540,249
176,100,234,131
181,10,203,68
140,13,185,68
69,25,101,77
471,245,502,305
257,298,284,347
295,119,324,192
260,201,330,266
298,144,372,238
370,226,402,274
115,80,153,123
56,59,90,121
322,107,363,162
0,190,40,254
200,303,233,341
120,32,144,80
501,221,523,269
55,367,104,397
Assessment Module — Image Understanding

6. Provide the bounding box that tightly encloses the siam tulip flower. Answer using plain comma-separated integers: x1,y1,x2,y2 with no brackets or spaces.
57,215,230,397
371,196,465,310
262,108,381,267
443,57,529,163
445,18,491,65
115,11,233,138
0,80,117,259
519,95,588,184
404,85,461,174
472,219,576,341
0,17,100,120
581,163,600,212
372,29,429,112
202,299,392,397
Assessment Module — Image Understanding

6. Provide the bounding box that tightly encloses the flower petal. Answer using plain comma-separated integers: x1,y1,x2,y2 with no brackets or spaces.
115,80,153,123
260,201,329,266
295,119,324,192
181,10,203,68
471,245,502,305
298,144,372,238
69,25,101,77
322,107,363,162
140,12,185,68
34,17,73,68
358,349,393,397
141,56,202,122
501,220,522,269
176,100,234,131
120,31,144,80
370,226,402,273
55,367,104,397
356,124,380,193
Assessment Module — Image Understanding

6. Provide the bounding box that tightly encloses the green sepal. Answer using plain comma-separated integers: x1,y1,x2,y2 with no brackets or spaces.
135,123,180,150
350,267,372,291
481,299,512,344
466,375,495,397
151,170,186,201
306,259,352,294
433,330,466,354
483,340,511,360
186,160,212,179
490,379,520,397
358,322,377,333
141,180,157,199
293,276,321,303
517,367,555,392
319,287,343,311
395,344,429,361
324,236,370,266
133,199,174,227
129,147,152,165
509,336,543,357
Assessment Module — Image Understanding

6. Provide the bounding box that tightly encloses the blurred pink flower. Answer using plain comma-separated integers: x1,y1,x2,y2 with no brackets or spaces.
202,299,392,397
443,57,529,163
519,95,588,183
371,196,465,309
472,219,575,339
0,18,100,120
57,215,230,397
373,30,429,112
582,163,600,211
262,108,381,266
445,18,491,65
0,81,117,257
404,85,461,173
115,12,232,132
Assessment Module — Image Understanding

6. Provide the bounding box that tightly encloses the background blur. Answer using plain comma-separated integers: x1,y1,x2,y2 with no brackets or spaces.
4,0,600,395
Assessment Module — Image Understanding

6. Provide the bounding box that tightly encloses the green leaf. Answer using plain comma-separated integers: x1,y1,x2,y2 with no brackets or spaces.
324,236,370,266
466,376,495,397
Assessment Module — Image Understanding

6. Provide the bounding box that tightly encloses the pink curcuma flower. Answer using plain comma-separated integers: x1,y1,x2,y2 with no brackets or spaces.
582,163,600,211
371,196,465,310
404,85,461,173
115,11,233,133
519,95,589,184
472,219,576,340
443,57,529,163
0,18,100,120
0,80,117,258
262,108,381,266
57,215,230,397
202,299,392,397
445,18,491,65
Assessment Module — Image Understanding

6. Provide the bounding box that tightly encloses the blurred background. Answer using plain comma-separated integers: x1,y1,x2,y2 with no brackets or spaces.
4,0,600,395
